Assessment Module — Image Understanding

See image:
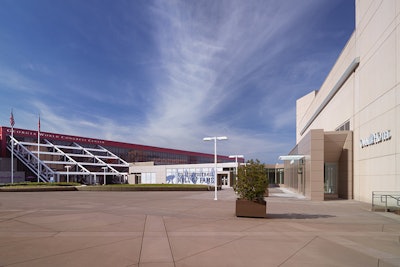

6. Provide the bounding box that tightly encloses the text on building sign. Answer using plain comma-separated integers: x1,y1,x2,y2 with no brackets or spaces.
360,130,391,148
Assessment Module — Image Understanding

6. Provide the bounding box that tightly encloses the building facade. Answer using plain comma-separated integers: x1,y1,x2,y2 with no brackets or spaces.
0,126,234,165
129,162,237,188
0,126,239,183
282,0,399,202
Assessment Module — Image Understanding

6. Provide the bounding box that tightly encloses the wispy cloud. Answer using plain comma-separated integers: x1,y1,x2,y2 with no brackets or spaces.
0,66,45,94
135,0,318,155
0,0,354,162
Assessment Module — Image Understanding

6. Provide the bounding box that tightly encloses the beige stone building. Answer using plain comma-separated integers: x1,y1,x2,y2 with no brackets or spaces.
281,0,399,202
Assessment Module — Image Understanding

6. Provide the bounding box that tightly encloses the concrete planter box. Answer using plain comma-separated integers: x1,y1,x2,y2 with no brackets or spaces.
235,199,267,218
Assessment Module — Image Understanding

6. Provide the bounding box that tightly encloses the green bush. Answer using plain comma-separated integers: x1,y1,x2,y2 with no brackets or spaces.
234,159,268,201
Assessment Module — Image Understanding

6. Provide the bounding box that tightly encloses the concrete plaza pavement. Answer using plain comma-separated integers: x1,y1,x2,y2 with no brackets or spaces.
0,188,399,267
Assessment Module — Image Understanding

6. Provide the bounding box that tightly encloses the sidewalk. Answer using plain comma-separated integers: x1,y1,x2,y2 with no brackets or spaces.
0,188,399,266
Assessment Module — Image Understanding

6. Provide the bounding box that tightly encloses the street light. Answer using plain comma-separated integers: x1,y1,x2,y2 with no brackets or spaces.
64,165,71,183
203,136,228,200
229,155,244,182
101,166,107,185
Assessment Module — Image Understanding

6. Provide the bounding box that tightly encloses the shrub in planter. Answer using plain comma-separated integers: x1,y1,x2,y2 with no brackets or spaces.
234,159,268,218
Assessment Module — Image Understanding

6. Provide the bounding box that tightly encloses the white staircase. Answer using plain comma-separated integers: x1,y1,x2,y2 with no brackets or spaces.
7,136,128,184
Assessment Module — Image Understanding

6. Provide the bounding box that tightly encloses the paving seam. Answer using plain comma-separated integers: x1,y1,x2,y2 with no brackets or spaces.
165,218,231,233
139,215,174,265
138,215,147,266
0,210,40,222
173,234,247,264
325,235,400,266
277,236,318,267
163,216,176,267
237,220,271,233
12,218,59,232
1,235,142,266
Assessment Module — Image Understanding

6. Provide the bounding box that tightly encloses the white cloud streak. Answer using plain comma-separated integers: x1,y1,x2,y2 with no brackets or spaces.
0,0,352,163
0,66,45,94
133,0,317,159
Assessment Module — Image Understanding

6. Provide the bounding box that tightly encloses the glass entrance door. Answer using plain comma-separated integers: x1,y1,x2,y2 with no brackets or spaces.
324,163,338,194
218,173,230,188
222,175,228,186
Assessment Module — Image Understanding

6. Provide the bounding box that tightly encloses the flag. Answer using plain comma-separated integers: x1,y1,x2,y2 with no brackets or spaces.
38,115,40,132
10,110,15,127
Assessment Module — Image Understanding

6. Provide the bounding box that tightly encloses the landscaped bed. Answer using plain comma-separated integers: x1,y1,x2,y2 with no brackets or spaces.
76,184,210,191
0,182,211,192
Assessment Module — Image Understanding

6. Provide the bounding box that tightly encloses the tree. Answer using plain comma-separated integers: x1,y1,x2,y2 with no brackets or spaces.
234,159,268,202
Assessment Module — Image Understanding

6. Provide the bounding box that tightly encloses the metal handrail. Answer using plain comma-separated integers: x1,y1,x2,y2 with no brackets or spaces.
6,136,128,184
372,191,400,212
7,136,54,182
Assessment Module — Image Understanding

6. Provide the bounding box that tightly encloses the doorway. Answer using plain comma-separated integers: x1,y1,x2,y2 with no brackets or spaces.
297,164,305,194
134,173,141,184
218,172,231,188
324,163,338,195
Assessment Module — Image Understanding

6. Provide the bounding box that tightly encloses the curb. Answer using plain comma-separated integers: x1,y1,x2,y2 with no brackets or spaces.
0,186,77,192
75,186,209,191
0,185,212,192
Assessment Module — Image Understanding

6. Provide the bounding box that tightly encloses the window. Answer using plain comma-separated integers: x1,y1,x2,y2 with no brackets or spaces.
141,173,156,184
336,120,350,131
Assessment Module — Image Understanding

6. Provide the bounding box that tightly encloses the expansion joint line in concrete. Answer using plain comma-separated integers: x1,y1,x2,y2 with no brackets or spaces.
139,215,175,266
163,216,176,267
3,235,139,267
2,209,39,222
239,220,269,233
138,215,147,265
327,235,400,266
173,235,247,264
277,236,318,266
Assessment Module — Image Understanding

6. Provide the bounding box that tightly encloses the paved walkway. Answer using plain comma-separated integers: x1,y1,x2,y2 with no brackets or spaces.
0,188,399,267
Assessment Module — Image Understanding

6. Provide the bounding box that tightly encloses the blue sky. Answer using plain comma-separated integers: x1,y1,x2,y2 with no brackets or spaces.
0,0,354,163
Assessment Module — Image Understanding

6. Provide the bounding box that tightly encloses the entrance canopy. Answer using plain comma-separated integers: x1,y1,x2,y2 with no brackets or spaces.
278,155,305,161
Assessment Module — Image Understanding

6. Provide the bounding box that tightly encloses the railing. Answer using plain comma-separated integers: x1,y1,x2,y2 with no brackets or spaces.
7,136,54,182
372,191,400,212
6,136,128,184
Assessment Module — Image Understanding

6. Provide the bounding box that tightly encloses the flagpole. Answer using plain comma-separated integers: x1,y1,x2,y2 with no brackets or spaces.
10,109,14,184
11,126,14,184
37,115,40,183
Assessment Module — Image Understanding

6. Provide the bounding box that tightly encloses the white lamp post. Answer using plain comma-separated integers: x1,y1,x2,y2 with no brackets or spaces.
65,165,71,183
203,136,228,200
101,167,107,185
229,155,244,182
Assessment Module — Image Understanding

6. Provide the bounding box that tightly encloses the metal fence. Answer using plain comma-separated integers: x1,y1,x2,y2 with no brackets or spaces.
372,191,400,212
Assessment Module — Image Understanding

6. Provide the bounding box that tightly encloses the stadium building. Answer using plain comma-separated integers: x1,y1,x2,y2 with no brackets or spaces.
280,0,399,203
0,126,239,185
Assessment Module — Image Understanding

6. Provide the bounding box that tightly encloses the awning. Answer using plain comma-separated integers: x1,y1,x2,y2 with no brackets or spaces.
278,155,305,161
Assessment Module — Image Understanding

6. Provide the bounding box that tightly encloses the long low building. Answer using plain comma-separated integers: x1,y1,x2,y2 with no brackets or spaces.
128,162,238,188
280,0,399,204
0,126,240,184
